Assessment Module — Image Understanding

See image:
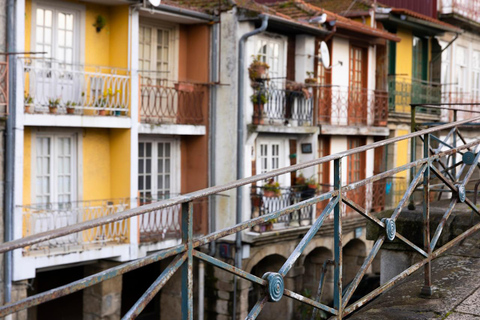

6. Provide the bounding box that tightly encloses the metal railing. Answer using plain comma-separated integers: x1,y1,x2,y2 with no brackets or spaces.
22,58,130,115
140,77,205,125
388,76,442,115
251,187,314,232
439,0,480,23
0,60,8,116
252,85,314,126
21,199,130,253
2,109,480,319
440,91,480,122
317,86,388,126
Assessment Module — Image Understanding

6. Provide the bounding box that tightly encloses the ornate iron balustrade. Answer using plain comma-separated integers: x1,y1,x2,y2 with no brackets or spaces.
388,76,442,115
0,60,8,116
139,77,205,125
439,0,480,23
252,86,314,126
2,109,480,319
316,86,388,126
251,187,314,232
138,195,208,243
21,58,130,115
21,199,130,254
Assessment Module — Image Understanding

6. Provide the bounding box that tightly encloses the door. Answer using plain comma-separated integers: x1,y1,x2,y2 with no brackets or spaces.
348,46,368,125
347,137,366,211
316,39,332,124
33,5,80,106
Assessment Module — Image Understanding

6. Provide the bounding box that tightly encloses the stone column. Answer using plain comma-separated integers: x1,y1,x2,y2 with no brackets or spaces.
83,261,122,320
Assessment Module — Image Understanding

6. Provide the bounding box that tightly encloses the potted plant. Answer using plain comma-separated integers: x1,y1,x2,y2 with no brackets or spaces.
251,89,268,125
263,178,280,197
24,93,34,113
305,71,317,85
65,101,77,115
93,15,107,33
48,98,60,114
248,55,270,82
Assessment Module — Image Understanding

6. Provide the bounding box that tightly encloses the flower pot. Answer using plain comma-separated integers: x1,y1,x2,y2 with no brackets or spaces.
253,103,265,125
174,82,195,93
114,110,121,116
263,190,277,198
66,107,75,115
249,64,267,81
25,105,33,114
49,106,58,114
98,109,108,116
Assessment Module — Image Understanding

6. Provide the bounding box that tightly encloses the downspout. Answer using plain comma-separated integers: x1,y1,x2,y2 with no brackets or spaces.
5,0,16,307
234,14,268,318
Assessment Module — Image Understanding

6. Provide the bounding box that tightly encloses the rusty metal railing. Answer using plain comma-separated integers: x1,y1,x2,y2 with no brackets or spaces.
1,112,480,319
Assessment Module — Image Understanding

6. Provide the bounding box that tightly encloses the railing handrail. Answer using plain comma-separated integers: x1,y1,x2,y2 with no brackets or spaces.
18,56,131,73
1,114,480,254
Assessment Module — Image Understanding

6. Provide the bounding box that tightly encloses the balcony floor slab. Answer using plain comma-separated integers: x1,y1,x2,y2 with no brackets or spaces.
249,124,319,135
138,123,206,135
320,124,389,136
24,114,132,128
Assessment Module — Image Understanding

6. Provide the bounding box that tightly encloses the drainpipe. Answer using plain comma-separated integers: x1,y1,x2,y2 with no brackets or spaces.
234,14,268,319
5,0,16,307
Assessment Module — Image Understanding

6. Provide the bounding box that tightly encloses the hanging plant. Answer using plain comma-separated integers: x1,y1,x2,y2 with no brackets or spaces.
93,15,107,33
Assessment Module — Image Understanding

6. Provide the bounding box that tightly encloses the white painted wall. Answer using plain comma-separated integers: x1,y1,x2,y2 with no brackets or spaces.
295,35,316,82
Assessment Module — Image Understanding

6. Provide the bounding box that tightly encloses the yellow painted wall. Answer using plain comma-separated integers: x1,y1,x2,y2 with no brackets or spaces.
109,129,130,199
23,128,32,205
108,6,129,69
395,28,413,79
85,4,111,66
396,129,409,177
83,128,111,201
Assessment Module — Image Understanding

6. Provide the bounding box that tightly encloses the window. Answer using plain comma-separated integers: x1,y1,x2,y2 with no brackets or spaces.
254,35,286,85
412,36,427,81
347,138,366,210
35,6,78,63
139,23,178,84
455,46,468,93
440,41,451,92
33,133,77,204
256,138,288,186
472,51,480,99
138,139,180,204
349,45,368,124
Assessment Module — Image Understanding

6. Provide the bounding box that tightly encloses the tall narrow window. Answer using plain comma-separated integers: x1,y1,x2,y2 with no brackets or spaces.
256,138,287,187
348,46,367,124
34,134,76,205
472,51,480,99
138,139,179,205
455,46,468,93
255,36,286,85
347,138,366,210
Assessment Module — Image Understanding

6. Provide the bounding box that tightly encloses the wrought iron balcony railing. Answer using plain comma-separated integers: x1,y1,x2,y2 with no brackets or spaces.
439,0,480,23
388,76,442,115
251,187,314,232
252,86,314,126
3,106,480,319
0,60,8,116
21,199,130,254
138,195,207,243
139,78,205,125
21,58,130,116
316,86,388,126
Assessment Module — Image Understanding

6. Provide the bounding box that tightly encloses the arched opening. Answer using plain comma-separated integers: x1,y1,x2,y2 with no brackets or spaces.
248,254,291,320
343,239,366,286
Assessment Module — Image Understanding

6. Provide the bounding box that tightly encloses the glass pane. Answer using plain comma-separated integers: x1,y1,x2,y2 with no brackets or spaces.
37,9,44,26
45,10,52,27
58,12,65,29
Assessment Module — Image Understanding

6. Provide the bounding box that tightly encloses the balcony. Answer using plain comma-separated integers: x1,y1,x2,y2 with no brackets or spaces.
139,78,206,125
138,195,208,243
0,60,8,116
22,58,130,116
439,0,480,24
316,86,388,126
440,91,480,122
251,84,314,126
21,199,130,255
250,187,315,233
388,76,441,116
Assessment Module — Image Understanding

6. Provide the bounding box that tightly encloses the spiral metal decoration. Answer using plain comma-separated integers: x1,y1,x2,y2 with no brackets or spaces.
463,151,476,165
382,218,396,241
262,272,284,302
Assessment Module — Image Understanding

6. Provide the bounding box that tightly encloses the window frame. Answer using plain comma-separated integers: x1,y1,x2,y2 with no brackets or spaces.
138,137,181,203
31,130,81,205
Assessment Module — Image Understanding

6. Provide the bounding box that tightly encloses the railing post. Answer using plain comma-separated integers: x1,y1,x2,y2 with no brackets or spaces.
333,158,343,318
181,202,193,320
452,110,457,182
422,133,432,296
409,105,417,210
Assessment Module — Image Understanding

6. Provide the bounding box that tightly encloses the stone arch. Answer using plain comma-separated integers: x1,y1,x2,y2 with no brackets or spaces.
247,254,292,320
343,238,367,286
244,245,290,274
302,247,334,305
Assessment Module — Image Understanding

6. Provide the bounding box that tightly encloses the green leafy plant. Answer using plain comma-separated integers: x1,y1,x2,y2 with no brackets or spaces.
305,71,317,84
24,93,33,104
48,97,60,107
250,90,268,105
263,178,281,196
93,15,107,33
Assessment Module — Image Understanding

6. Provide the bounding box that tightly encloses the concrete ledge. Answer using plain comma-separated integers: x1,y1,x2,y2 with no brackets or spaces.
24,114,132,128
249,124,318,135
320,124,389,136
138,123,206,135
